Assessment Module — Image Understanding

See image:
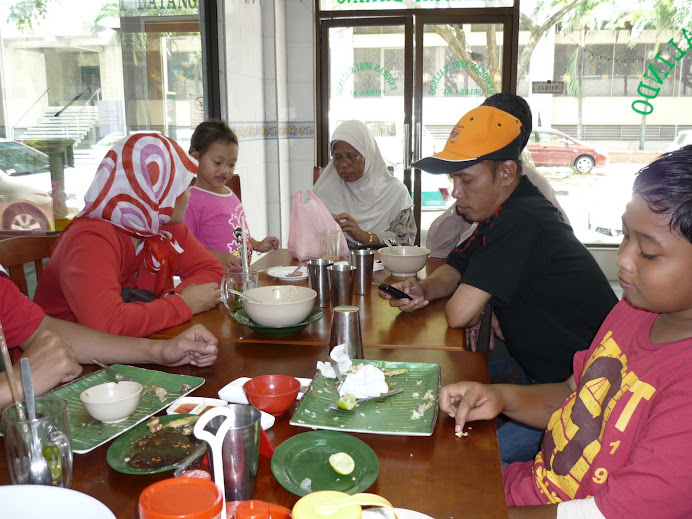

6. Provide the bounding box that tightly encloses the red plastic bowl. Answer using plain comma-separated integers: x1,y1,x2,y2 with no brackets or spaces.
243,375,301,416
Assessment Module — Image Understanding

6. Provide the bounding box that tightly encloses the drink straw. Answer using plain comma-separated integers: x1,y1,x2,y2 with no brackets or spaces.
0,321,27,421
241,217,249,287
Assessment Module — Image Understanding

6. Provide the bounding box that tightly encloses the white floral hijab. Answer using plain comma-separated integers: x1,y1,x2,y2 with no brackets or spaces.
78,133,197,273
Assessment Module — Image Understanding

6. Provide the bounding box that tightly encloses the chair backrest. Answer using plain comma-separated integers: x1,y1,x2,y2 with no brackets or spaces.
313,166,325,184
226,173,242,201
0,234,59,297
475,303,494,353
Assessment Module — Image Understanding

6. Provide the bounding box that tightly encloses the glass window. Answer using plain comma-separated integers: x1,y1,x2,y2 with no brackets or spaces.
0,0,204,233
520,0,692,245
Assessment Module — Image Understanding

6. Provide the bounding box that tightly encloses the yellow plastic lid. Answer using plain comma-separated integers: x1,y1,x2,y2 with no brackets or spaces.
139,478,223,519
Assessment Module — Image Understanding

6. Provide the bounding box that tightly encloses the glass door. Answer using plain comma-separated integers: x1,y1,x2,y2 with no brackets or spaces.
319,12,514,244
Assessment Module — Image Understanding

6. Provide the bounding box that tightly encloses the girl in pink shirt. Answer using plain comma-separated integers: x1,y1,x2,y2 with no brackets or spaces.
184,120,279,270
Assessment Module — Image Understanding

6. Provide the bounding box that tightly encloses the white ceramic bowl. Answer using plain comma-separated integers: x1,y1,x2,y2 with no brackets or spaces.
379,246,431,277
80,381,143,424
241,285,317,326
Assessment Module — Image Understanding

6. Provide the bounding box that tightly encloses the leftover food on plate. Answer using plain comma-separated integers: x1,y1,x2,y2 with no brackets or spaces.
166,397,228,415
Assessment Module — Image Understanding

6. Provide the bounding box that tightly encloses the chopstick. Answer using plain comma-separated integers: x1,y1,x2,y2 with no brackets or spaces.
0,321,27,421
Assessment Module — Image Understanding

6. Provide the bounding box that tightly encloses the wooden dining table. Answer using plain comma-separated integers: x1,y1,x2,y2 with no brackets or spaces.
0,343,507,518
152,249,466,351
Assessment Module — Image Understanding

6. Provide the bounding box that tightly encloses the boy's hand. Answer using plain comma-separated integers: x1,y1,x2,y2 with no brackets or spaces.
255,236,280,253
379,277,429,312
157,324,219,368
439,381,503,433
179,283,221,314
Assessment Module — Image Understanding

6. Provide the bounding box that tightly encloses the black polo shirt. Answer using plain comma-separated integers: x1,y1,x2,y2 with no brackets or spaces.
447,176,618,382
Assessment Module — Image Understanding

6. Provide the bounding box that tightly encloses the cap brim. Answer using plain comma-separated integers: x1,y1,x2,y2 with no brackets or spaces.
412,156,483,174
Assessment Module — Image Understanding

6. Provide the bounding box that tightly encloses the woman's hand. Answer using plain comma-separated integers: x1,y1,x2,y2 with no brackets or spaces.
254,236,280,253
179,283,221,314
333,212,373,243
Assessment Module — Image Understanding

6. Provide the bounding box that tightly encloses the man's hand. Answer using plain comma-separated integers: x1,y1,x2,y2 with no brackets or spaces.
378,277,429,312
333,212,369,243
439,381,504,434
465,309,503,351
179,283,221,314
156,324,218,367
19,330,82,396
254,236,280,253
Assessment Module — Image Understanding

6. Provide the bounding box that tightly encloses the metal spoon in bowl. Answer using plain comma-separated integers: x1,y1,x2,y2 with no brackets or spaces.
328,388,403,412
20,358,53,485
226,288,263,304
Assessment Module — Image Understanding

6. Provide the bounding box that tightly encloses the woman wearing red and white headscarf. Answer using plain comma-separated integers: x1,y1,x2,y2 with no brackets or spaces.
35,134,224,337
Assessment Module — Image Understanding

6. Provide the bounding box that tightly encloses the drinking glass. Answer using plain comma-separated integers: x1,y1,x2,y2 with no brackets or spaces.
319,230,341,262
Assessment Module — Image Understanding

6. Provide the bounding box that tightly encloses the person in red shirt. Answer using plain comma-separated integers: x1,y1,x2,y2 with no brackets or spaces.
440,146,692,518
0,265,218,410
34,133,224,337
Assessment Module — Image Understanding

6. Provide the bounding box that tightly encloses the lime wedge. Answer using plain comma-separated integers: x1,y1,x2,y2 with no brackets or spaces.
329,452,355,475
337,394,357,411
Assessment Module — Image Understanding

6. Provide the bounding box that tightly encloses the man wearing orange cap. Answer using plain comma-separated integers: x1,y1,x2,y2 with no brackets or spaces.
380,105,617,464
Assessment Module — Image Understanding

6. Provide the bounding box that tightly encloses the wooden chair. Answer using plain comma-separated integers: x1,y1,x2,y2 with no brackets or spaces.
226,173,242,201
475,303,494,353
0,234,59,297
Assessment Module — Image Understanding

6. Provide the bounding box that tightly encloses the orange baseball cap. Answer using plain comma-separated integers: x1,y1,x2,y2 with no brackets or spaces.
413,105,525,174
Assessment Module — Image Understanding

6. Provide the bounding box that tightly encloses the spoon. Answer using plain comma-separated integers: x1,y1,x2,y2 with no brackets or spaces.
328,388,403,412
286,262,305,277
91,359,133,382
384,238,402,255
226,288,263,304
173,442,208,478
20,358,53,485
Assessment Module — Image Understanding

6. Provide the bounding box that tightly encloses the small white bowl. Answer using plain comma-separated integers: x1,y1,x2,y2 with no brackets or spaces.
80,381,143,424
241,285,317,327
379,246,431,277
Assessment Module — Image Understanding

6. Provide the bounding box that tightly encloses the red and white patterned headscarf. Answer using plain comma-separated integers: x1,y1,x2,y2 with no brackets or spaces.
79,133,197,273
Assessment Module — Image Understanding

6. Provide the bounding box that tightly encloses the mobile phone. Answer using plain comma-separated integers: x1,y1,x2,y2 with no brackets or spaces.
377,283,414,300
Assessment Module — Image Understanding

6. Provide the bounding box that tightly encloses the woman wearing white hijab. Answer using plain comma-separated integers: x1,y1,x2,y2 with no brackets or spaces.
313,120,416,247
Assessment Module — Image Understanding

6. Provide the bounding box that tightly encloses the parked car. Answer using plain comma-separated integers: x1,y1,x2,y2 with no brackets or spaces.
669,129,692,151
527,128,609,173
0,170,54,232
0,138,51,176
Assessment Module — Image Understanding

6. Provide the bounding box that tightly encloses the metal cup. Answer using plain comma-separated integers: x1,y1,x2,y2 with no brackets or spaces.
327,263,356,307
349,249,375,295
196,404,261,503
329,305,364,360
308,258,334,307
1,396,73,487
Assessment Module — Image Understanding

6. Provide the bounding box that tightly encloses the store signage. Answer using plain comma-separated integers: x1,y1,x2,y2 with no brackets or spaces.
127,0,199,10
336,62,398,96
429,60,494,96
632,30,691,115
532,80,564,94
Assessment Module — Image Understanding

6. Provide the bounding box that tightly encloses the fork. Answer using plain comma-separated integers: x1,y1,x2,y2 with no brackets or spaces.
91,359,133,382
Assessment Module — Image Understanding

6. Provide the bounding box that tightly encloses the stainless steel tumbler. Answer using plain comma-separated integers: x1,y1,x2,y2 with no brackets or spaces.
327,263,356,307
308,258,334,307
349,249,375,295
329,305,364,360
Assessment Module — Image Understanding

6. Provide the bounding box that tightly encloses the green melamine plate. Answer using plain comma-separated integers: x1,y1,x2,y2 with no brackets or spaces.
290,360,440,436
232,307,323,336
106,414,202,475
271,430,379,496
46,365,204,454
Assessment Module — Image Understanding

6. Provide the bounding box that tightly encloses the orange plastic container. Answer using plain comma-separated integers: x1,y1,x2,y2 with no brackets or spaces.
139,478,223,519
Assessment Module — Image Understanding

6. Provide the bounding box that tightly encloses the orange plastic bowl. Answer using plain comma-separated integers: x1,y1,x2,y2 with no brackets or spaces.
243,375,301,416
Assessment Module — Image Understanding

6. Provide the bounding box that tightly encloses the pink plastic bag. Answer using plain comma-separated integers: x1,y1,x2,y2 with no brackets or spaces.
287,190,350,261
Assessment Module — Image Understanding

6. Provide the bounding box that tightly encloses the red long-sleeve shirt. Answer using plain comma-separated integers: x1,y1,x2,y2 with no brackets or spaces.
34,218,224,337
